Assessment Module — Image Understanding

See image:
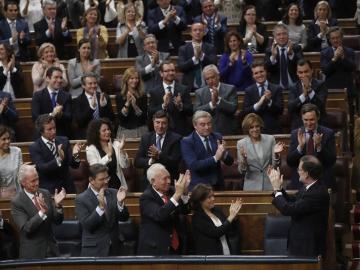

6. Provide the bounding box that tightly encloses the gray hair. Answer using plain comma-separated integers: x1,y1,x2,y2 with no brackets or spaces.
144,34,157,43
273,24,288,36
192,110,212,125
146,163,166,184
200,0,214,5
42,0,57,7
202,64,219,77
81,72,98,85
18,164,36,184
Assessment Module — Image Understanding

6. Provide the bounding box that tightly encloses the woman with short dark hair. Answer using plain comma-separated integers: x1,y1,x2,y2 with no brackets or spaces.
190,183,242,255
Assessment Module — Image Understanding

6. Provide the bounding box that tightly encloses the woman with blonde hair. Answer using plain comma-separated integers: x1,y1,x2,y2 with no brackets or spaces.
116,0,144,24
115,67,148,138
31,43,68,92
237,113,284,190
116,3,146,58
77,7,109,59
307,1,337,51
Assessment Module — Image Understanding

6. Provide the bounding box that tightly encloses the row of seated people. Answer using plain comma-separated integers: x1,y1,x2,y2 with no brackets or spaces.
0,0,357,62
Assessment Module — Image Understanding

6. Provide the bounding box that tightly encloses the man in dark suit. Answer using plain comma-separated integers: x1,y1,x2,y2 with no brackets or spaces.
135,110,182,191
148,61,193,136
243,61,283,134
194,64,238,135
288,59,328,130
320,27,356,99
181,110,234,190
177,22,217,90
135,34,170,92
265,24,303,90
287,103,336,189
32,66,72,138
179,0,201,23
0,91,18,131
75,164,129,256
29,114,82,193
34,0,72,60
11,164,66,259
268,155,329,257
193,0,227,54
138,163,190,255
0,1,30,61
147,0,187,55
73,72,114,139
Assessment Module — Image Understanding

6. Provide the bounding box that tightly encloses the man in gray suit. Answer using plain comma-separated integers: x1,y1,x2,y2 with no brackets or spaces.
75,164,129,256
135,34,170,92
194,64,238,135
11,164,66,259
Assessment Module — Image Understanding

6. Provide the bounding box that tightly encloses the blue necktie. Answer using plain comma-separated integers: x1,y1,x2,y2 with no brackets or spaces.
280,47,289,89
51,91,57,108
156,135,162,151
204,137,212,155
260,84,265,96
207,17,215,45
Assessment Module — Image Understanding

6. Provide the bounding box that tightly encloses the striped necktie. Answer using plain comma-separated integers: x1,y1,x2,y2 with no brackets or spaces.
47,141,57,158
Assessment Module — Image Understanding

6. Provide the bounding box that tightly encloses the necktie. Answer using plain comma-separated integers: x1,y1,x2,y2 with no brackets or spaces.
307,131,315,155
33,195,41,211
162,195,180,251
156,135,163,151
280,47,289,89
47,141,57,158
260,84,265,96
51,91,57,109
167,85,173,96
207,16,215,45
92,97,99,119
10,21,19,55
204,137,212,155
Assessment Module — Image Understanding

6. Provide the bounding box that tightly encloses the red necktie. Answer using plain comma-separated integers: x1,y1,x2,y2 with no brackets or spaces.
33,196,41,211
162,195,180,251
307,131,314,155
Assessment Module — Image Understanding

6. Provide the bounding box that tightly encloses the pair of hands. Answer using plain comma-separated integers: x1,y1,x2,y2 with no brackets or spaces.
97,186,127,209
125,91,137,107
104,135,126,157
36,187,66,214
229,50,247,64
333,46,345,61
271,40,293,58
163,9,177,25
0,97,9,114
91,92,106,108
173,170,191,200
55,142,84,161
163,92,182,108
194,44,203,60
297,129,323,150
227,198,242,222
48,17,67,33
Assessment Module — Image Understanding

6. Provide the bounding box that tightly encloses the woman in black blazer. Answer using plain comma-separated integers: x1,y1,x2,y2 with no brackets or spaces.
190,184,242,255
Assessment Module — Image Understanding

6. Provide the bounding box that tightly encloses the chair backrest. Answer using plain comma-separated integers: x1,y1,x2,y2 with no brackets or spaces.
53,219,82,257
117,219,139,255
264,214,291,255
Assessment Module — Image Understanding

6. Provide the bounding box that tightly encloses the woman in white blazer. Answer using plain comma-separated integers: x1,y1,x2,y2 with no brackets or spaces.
237,113,284,190
86,118,129,189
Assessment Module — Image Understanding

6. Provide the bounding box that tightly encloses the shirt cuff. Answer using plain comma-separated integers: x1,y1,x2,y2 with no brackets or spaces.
192,56,199,65
267,99,272,107
288,53,294,60
38,211,47,220
62,30,69,36
274,192,283,197
56,157,62,167
308,90,315,99
209,101,215,110
158,21,166,30
170,196,179,206
96,206,105,216
46,29,51,37
296,145,303,154
253,103,261,111
299,94,306,103
174,16,181,24
117,201,124,211
270,56,277,64
181,195,190,204
9,37,14,45
145,64,154,74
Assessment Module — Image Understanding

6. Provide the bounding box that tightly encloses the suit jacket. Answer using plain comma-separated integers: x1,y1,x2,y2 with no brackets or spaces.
0,18,30,61
31,88,72,138
320,46,356,93
75,187,129,256
237,22,269,53
194,83,238,135
264,45,303,89
193,14,227,54
0,91,18,129
135,131,182,189
147,5,187,55
34,18,72,60
11,188,63,259
0,65,23,98
306,18,337,51
177,41,217,89
181,131,234,190
137,185,189,255
273,182,329,256
148,82,193,136
73,91,114,139
178,0,201,24
288,79,328,129
135,52,170,92
86,140,130,189
29,136,80,193
192,206,237,255
287,125,336,189
243,82,283,134
237,134,280,191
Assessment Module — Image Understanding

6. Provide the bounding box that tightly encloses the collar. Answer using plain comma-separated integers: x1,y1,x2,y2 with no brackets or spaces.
6,18,16,25
24,188,37,200
152,185,166,199
160,5,171,14
47,87,59,95
256,81,268,89
163,81,175,91
305,180,317,190
315,19,328,25
304,126,318,133
41,136,55,145
156,132,166,139
196,131,210,142
209,84,220,92
90,185,100,197
85,91,95,100
192,41,203,47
